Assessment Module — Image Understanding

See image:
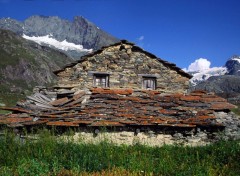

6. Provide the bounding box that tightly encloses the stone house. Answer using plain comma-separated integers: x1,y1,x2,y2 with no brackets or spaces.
54,40,192,93
1,40,239,146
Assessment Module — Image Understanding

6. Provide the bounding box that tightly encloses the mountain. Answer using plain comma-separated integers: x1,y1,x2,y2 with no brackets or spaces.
191,56,240,104
0,29,73,105
0,15,120,106
0,15,119,59
225,55,240,76
189,67,227,86
189,56,240,86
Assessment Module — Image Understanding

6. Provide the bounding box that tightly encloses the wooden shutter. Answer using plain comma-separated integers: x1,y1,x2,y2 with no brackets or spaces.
142,77,156,90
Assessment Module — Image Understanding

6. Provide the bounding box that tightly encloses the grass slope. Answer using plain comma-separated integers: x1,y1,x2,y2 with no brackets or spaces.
0,129,239,175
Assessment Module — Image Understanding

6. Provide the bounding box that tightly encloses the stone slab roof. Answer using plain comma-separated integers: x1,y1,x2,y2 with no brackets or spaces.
0,88,235,129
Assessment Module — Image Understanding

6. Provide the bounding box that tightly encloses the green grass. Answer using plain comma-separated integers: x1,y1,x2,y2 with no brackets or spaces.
0,82,32,110
0,91,26,114
0,93,25,107
0,110,11,115
232,104,240,116
0,47,35,69
0,129,239,175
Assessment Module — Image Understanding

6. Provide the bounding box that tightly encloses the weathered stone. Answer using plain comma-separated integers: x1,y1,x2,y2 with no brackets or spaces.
210,102,236,110
201,97,227,103
180,95,201,102
49,97,70,106
91,88,133,95
56,41,191,93
127,49,132,54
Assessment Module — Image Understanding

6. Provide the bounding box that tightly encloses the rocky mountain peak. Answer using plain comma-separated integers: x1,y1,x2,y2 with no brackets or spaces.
225,55,240,76
73,16,89,24
0,17,23,34
0,15,119,59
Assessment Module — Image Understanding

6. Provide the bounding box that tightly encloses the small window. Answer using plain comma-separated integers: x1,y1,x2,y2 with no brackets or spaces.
142,77,156,90
93,74,109,88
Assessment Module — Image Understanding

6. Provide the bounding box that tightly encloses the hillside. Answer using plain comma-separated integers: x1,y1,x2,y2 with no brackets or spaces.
0,15,121,106
0,16,120,59
0,29,73,106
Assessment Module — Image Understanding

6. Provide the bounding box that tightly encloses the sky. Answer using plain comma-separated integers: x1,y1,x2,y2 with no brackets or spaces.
0,0,240,70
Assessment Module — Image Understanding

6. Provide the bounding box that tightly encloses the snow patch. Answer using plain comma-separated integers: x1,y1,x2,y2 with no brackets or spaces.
189,67,227,86
232,58,240,63
22,34,93,53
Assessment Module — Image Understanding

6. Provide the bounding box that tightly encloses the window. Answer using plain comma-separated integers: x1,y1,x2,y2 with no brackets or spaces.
142,77,156,90
93,74,109,88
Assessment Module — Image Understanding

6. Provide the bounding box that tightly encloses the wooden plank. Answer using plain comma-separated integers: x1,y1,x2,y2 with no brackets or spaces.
64,97,84,107
35,103,54,109
27,96,52,106
34,93,52,102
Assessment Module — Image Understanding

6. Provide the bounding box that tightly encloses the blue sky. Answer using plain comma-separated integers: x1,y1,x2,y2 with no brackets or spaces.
0,0,240,69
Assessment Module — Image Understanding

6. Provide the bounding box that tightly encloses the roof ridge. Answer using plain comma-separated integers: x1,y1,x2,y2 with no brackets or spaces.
53,40,192,79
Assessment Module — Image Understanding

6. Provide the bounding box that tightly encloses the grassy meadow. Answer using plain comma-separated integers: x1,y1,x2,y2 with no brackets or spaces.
0,129,239,176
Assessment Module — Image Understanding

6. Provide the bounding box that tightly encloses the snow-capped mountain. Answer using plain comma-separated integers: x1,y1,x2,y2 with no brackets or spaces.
183,58,227,86
0,15,120,106
0,15,119,59
0,29,73,95
189,56,240,104
225,55,240,76
189,67,227,86
186,56,240,86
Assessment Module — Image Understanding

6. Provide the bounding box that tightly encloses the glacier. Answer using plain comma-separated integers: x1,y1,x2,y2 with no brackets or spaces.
184,58,229,86
189,67,228,86
22,34,93,53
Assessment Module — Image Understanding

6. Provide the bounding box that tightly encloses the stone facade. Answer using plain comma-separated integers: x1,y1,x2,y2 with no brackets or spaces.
55,41,191,93
2,41,239,146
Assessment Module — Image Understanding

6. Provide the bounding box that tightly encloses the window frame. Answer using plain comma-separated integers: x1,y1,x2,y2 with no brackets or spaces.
142,76,156,90
93,73,109,88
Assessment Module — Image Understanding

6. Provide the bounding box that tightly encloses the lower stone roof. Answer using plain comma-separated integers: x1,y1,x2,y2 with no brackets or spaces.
0,88,236,130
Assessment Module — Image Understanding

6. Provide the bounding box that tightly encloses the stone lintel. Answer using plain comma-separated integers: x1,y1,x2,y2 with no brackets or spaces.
138,74,158,78
88,71,111,76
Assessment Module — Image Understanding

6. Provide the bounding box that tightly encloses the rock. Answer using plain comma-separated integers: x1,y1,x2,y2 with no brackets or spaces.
120,132,134,137
0,103,5,107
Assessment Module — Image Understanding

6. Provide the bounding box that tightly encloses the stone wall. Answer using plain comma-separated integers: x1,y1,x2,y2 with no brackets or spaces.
215,111,240,140
67,112,240,147
56,43,190,93
64,110,240,147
